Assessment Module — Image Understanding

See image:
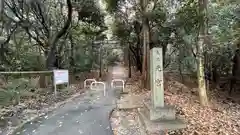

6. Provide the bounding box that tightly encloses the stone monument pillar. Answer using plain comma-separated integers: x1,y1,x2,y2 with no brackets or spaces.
150,47,164,107
139,47,185,133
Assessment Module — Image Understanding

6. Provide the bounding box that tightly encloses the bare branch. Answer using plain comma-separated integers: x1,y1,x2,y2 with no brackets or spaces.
46,0,72,68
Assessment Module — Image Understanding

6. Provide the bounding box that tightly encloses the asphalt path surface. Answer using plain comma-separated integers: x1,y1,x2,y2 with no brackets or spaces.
13,86,122,135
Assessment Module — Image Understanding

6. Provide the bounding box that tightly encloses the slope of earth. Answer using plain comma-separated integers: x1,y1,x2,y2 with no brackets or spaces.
163,72,240,135
119,71,240,135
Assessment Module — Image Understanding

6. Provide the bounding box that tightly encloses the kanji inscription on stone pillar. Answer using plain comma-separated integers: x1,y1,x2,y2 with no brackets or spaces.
150,47,164,108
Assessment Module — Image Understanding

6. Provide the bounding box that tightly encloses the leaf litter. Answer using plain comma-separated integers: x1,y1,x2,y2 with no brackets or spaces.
111,72,240,135
111,109,144,135
0,83,86,135
162,74,240,135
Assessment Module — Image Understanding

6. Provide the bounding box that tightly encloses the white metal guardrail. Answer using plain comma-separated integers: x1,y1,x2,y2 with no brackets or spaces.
84,79,96,89
111,79,125,91
90,81,106,96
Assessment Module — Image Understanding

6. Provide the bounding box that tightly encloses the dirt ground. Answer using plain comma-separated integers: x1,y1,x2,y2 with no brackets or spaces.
163,72,240,135
111,71,240,135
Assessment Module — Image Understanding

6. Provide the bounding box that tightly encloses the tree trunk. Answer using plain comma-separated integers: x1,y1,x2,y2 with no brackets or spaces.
230,48,240,94
133,20,143,73
39,74,46,88
69,32,74,67
196,37,208,105
137,37,142,73
99,44,102,79
0,0,3,15
130,44,142,72
162,44,167,66
197,0,208,106
38,47,47,88
145,19,150,90
128,44,132,78
124,45,128,66
141,0,149,89
142,22,147,88
46,0,72,69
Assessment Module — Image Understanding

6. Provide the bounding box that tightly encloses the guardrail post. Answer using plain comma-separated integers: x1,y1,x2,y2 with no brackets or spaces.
84,79,96,89
111,79,125,91
90,81,106,96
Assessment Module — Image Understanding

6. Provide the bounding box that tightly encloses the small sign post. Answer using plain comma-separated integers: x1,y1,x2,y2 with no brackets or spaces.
53,70,69,96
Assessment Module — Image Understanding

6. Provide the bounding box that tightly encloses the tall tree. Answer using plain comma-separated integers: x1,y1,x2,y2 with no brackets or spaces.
141,0,150,89
46,0,72,69
197,0,208,106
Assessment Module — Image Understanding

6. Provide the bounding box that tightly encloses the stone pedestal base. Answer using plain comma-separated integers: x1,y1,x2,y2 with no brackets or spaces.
138,108,186,134
143,100,176,121
138,100,186,134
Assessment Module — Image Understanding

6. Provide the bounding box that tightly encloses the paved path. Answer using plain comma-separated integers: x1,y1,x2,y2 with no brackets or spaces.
13,85,122,135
